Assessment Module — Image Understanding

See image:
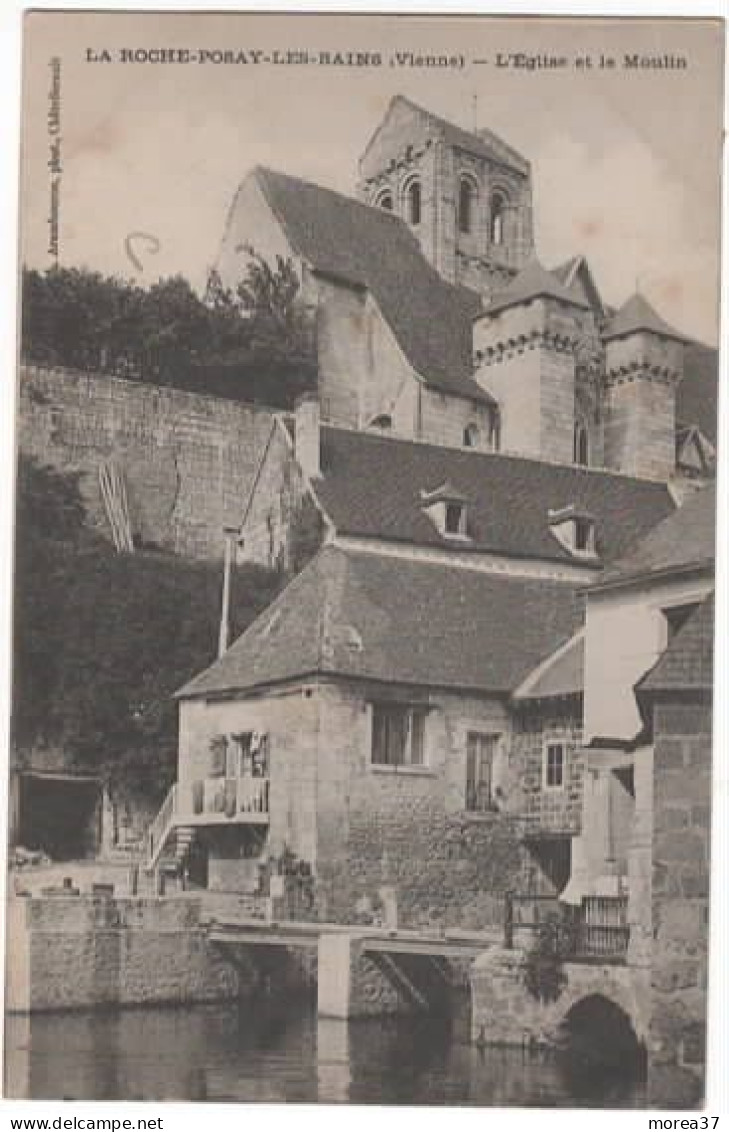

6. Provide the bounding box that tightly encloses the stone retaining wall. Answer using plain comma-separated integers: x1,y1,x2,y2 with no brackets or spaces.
5,896,251,1013
18,365,275,560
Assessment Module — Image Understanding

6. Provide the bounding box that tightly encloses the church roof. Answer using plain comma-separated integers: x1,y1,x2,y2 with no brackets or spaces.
367,96,530,176
176,544,582,700
312,426,675,566
592,481,715,591
252,166,489,405
601,292,688,343
485,256,591,316
636,591,714,697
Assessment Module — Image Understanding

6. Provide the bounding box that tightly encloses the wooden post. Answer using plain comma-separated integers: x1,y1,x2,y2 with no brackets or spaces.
218,526,239,658
504,890,514,950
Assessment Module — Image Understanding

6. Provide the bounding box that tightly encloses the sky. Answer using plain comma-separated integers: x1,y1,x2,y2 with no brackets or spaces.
19,12,724,344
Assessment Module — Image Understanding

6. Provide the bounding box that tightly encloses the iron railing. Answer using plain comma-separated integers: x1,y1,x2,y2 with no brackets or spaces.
504,891,629,962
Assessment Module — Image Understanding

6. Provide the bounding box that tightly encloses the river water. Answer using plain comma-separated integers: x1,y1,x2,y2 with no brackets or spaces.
4,993,646,1106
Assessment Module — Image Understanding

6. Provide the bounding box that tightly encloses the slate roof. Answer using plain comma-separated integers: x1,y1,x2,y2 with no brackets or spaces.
176,545,583,700
594,481,716,590
485,257,590,316
678,341,719,444
601,292,687,343
637,591,714,695
513,632,584,702
253,167,488,404
313,426,675,566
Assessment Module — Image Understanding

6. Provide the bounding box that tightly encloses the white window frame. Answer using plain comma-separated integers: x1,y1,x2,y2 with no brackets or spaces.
542,739,567,792
465,731,501,813
369,703,428,771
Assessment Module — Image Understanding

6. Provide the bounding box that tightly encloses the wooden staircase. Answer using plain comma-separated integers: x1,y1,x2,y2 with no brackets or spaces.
146,784,195,874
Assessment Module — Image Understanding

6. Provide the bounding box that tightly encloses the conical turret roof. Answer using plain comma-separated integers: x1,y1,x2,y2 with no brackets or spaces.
602,292,687,343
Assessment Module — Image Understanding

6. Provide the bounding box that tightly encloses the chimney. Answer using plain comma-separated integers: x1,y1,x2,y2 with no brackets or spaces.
294,392,320,479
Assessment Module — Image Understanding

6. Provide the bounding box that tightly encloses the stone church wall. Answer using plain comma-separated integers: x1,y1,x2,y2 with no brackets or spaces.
17,365,275,560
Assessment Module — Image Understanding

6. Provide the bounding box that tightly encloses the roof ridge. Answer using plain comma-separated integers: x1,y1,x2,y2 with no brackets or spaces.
319,421,674,489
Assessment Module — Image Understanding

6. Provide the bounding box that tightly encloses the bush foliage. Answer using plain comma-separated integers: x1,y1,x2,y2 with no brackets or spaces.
13,456,280,799
21,251,316,408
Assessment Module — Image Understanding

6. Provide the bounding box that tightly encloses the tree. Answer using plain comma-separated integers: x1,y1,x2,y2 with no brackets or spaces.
12,456,281,799
21,254,317,407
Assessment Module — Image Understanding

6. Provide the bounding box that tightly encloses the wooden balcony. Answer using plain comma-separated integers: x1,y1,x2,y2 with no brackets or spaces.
180,775,270,826
504,892,629,964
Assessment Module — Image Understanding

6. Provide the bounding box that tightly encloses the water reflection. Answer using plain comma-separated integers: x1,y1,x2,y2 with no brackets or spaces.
4,994,646,1106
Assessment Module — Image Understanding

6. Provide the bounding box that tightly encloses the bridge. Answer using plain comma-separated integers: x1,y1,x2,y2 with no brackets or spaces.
205,915,500,1018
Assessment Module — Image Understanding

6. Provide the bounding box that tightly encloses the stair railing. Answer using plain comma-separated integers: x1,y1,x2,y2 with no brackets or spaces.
146,783,178,871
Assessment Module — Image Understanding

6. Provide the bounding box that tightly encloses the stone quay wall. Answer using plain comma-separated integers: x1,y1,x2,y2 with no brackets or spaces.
470,947,650,1049
5,895,252,1013
18,365,275,560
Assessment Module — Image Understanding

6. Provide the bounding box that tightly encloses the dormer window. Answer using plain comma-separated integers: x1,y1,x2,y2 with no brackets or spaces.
421,482,470,540
463,422,479,448
548,506,597,558
445,502,466,536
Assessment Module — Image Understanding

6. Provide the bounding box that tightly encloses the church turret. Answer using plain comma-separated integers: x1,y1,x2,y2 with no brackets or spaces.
473,258,590,464
601,294,685,481
357,96,533,295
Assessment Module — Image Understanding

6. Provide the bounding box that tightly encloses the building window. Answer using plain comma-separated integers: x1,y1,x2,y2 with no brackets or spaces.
458,178,476,234
375,190,393,212
543,741,566,790
371,704,426,767
405,179,421,226
487,405,501,452
463,422,479,448
574,518,592,552
574,421,590,466
444,502,466,536
490,192,507,246
466,733,499,812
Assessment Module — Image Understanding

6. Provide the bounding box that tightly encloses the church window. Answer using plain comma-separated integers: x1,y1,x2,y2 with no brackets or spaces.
458,178,476,235
405,179,422,226
375,190,393,212
463,422,479,448
490,192,507,246
487,404,501,451
574,421,590,466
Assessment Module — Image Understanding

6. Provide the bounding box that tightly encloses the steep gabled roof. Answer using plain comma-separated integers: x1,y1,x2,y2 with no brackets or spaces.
550,255,604,313
485,257,590,316
365,96,530,176
512,630,585,702
313,426,675,566
176,545,582,700
252,166,488,404
593,481,716,590
601,292,688,343
636,591,714,696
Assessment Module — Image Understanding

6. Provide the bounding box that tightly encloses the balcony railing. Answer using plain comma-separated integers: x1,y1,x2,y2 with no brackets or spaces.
504,891,629,963
183,775,270,822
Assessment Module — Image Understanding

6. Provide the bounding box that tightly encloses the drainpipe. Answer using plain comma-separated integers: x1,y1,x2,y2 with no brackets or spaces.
218,526,240,658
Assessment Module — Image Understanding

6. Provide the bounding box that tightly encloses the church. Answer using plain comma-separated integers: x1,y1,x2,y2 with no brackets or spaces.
216,94,716,484
148,100,716,1092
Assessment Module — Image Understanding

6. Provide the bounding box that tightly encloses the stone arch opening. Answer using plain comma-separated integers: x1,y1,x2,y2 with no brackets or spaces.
555,993,646,1101
489,191,508,246
403,178,422,227
458,176,478,235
